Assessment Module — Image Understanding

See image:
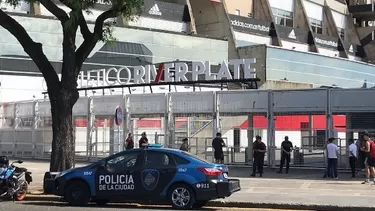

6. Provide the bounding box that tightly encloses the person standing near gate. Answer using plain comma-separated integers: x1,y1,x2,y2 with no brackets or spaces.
180,138,189,152
124,133,134,150
139,132,148,149
251,135,267,177
277,136,293,174
212,132,225,164
326,137,339,179
348,138,358,178
361,133,375,184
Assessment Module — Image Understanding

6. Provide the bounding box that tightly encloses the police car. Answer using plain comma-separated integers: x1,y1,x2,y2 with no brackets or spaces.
43,144,241,209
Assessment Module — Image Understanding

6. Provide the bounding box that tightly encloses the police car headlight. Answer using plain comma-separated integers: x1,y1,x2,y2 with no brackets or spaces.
56,169,71,178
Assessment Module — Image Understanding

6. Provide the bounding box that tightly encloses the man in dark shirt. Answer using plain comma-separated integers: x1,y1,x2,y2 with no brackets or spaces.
251,135,266,177
125,133,134,150
180,138,189,152
277,136,293,174
138,132,148,149
212,132,226,164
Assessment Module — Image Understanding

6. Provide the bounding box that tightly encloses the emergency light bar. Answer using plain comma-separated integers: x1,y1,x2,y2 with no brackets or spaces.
141,143,163,148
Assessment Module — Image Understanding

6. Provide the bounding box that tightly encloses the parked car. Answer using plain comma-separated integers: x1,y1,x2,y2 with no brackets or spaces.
43,144,241,209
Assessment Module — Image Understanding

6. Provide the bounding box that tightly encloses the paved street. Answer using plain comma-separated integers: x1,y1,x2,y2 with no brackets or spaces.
0,201,310,211
14,159,375,209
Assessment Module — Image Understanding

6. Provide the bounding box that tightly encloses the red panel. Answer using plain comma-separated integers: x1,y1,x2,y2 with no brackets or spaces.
137,120,161,128
238,115,346,130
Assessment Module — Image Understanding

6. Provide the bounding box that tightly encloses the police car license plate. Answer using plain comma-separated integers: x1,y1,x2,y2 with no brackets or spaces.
223,173,228,178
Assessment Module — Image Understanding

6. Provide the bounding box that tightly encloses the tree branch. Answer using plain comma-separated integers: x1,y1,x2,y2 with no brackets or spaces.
0,9,61,94
39,0,69,23
78,11,92,40
74,8,118,76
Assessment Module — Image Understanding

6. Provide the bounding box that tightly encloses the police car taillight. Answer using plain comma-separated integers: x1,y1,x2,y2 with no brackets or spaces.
197,167,222,176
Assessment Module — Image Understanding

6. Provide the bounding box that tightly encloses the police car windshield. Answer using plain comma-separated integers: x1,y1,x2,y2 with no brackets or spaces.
181,151,210,164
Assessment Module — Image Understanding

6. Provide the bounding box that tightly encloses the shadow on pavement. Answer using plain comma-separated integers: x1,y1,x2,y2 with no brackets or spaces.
20,201,219,210
228,167,365,181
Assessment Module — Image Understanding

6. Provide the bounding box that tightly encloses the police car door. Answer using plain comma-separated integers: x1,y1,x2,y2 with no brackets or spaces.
140,151,177,198
96,150,144,199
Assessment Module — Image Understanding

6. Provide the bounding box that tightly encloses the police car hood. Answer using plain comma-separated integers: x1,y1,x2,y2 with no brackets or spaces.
58,165,94,178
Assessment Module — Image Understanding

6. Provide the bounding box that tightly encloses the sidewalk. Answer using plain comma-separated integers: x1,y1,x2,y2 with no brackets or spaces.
19,160,375,210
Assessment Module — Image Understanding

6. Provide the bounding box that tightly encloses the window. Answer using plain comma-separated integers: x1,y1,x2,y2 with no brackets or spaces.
309,18,323,34
144,151,172,166
271,7,294,27
172,154,190,165
235,9,240,16
106,151,140,172
337,27,345,40
181,151,210,164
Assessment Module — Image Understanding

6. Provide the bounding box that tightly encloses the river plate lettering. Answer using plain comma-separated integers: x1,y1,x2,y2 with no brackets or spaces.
98,175,134,191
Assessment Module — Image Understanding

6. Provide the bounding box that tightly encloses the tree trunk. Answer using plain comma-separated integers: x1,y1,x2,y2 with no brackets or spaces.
49,88,78,172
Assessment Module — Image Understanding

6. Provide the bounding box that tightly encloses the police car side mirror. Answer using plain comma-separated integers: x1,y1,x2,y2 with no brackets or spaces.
95,161,105,169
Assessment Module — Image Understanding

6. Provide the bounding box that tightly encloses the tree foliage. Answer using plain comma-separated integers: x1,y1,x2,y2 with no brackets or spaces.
0,0,144,171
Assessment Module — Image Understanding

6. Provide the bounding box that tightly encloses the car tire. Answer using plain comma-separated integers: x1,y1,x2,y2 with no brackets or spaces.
168,183,196,209
193,200,208,209
65,181,91,206
95,199,109,206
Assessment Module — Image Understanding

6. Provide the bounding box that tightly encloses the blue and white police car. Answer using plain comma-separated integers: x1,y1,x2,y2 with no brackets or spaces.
43,144,241,209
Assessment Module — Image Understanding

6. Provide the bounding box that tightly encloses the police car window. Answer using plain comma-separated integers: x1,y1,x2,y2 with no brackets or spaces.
172,154,190,165
181,151,210,164
107,152,139,172
144,152,171,166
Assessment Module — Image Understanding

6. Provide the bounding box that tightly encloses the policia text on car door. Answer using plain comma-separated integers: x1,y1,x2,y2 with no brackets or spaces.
95,150,144,198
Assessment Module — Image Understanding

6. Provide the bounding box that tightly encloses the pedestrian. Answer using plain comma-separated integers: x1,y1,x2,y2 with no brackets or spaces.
251,135,266,177
277,136,293,174
179,138,189,152
212,132,225,164
139,132,148,149
361,133,375,184
124,133,134,150
326,137,339,179
348,138,358,179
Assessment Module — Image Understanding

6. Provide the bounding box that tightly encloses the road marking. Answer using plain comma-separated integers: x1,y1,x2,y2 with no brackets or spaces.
300,181,311,189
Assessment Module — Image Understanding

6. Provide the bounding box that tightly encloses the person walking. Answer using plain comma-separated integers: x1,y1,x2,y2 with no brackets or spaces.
277,136,293,174
124,133,134,150
212,132,225,164
251,135,267,177
139,132,148,149
326,137,339,179
179,138,189,152
348,138,358,178
361,133,375,184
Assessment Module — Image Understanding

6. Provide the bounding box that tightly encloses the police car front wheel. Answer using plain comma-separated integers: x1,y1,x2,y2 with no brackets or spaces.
65,181,91,206
168,184,196,209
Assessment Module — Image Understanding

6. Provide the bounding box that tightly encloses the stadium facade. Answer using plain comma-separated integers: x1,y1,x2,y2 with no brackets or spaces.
0,0,374,165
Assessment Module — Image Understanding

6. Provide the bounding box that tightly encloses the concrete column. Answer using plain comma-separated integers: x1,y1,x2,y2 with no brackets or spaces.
345,113,353,142
308,114,313,152
86,98,94,160
267,113,275,168
109,116,115,155
246,114,254,164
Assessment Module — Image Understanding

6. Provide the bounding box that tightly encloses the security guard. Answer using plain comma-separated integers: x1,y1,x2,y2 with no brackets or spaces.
277,136,293,174
251,135,266,177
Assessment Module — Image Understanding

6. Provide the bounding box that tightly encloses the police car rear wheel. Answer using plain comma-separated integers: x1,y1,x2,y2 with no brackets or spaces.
168,184,195,209
65,181,90,206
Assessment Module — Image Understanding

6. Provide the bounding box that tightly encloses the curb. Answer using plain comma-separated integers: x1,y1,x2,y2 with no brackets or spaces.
206,201,375,211
24,194,375,211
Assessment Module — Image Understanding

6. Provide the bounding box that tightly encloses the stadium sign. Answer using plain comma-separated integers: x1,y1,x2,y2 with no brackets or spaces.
77,59,257,88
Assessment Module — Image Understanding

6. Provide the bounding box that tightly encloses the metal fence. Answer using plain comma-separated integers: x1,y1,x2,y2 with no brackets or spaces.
1,88,375,169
